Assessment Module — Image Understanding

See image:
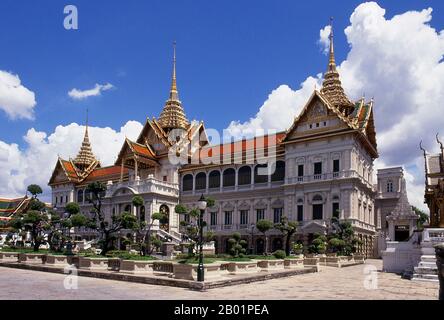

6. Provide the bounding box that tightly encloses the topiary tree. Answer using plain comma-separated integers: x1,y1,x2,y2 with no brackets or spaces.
227,232,247,257
308,233,327,255
273,249,286,259
9,187,48,252
27,184,43,199
83,182,140,255
256,219,274,254
327,217,359,256
175,197,216,257
274,216,298,256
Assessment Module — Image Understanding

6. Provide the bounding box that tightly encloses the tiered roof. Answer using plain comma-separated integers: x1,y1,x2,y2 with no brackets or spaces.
0,196,30,219
157,43,190,131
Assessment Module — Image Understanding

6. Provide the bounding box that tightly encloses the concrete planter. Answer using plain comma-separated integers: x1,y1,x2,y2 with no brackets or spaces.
152,261,174,274
353,254,365,264
120,260,155,274
67,256,80,268
257,259,285,271
304,257,320,271
108,258,121,271
79,257,109,270
45,255,69,266
173,262,222,281
18,253,46,264
0,252,19,262
284,258,304,269
225,261,258,274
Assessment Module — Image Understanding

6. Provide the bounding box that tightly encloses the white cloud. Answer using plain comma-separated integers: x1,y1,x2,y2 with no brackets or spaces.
225,1,444,211
319,25,331,54
68,83,114,100
0,121,143,200
225,77,322,139
0,70,36,120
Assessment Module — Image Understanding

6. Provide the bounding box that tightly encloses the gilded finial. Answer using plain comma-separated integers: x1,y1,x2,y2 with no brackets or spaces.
169,41,178,101
328,17,336,72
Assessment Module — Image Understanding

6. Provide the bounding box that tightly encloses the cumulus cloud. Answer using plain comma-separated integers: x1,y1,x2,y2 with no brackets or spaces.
0,121,143,200
0,70,36,120
319,25,331,54
226,1,444,211
68,83,114,100
225,77,322,139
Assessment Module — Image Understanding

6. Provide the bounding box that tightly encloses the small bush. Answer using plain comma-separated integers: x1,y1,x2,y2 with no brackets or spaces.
273,250,286,259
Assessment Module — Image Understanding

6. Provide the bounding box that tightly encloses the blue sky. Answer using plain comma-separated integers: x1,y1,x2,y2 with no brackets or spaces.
1,0,443,145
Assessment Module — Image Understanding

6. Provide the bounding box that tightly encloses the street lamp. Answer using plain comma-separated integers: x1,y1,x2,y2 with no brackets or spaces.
196,194,207,282
250,223,255,255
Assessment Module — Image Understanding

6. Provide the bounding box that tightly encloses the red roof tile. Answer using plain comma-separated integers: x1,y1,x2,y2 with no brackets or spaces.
196,132,286,161
83,165,128,183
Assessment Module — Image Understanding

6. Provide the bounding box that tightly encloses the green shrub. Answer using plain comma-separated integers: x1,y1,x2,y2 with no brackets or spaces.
273,250,286,259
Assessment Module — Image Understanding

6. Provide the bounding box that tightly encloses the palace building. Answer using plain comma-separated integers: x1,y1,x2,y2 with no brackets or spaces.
48,27,402,258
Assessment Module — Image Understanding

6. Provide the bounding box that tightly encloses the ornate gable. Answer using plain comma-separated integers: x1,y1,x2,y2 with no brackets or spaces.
284,91,355,142
48,158,79,185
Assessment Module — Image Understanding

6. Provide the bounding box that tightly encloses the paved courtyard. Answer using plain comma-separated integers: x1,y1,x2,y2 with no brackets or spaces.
0,259,438,300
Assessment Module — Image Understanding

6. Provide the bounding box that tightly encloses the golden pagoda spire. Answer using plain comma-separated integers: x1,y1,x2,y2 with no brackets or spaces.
169,41,179,101
320,17,354,115
73,109,97,171
158,41,190,131
328,17,336,73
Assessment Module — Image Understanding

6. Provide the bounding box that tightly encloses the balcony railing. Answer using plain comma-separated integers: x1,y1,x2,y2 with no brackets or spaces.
106,177,179,197
287,170,373,189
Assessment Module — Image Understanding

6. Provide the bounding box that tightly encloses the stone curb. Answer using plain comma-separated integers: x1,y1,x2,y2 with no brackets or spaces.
0,262,316,291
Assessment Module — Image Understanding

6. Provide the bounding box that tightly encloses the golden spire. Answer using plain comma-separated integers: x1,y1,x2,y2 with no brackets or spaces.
328,17,336,73
73,109,97,170
169,41,179,101
158,41,190,131
320,18,354,115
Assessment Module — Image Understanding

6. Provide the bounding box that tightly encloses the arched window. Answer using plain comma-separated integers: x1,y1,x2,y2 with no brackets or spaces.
254,164,268,184
386,180,394,193
182,174,193,191
208,171,221,189
238,166,252,185
77,189,84,203
313,194,323,202
271,161,285,182
195,172,206,190
223,168,235,187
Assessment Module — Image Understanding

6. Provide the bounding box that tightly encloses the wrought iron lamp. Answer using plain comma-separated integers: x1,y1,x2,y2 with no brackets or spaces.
196,194,207,282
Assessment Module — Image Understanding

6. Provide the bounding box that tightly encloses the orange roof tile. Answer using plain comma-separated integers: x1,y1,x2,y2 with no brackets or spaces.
196,132,286,162
83,165,128,183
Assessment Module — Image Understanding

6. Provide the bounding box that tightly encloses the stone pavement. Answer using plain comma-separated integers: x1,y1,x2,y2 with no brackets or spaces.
0,259,438,300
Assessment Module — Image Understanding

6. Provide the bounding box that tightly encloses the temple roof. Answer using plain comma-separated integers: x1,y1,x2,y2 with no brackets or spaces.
0,196,30,218
157,43,190,131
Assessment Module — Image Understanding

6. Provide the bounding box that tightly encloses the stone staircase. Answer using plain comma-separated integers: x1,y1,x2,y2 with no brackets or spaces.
411,229,443,283
411,254,438,282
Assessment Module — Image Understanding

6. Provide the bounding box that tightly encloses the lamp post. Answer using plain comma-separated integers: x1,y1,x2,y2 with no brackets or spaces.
250,223,255,255
197,194,207,282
